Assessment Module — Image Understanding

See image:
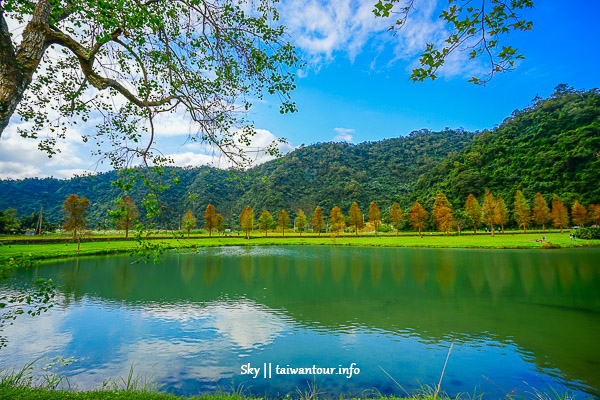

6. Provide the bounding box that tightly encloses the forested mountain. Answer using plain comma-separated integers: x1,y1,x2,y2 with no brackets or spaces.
412,85,600,211
0,85,598,230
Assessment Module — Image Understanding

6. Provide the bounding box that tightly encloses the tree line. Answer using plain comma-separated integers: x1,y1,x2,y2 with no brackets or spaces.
2,189,599,239
234,189,600,238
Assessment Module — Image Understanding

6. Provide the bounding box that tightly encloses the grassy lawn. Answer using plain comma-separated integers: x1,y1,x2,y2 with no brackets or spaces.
1,232,599,263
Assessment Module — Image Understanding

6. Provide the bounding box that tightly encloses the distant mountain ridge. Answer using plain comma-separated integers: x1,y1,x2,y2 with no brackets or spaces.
1,85,598,230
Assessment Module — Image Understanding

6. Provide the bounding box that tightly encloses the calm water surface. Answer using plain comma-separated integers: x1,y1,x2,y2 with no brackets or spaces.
1,246,599,398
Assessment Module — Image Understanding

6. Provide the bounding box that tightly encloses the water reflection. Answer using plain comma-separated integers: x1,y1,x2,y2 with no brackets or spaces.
1,246,599,398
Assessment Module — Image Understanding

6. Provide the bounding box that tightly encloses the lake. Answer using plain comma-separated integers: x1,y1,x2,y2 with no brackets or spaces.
1,246,599,398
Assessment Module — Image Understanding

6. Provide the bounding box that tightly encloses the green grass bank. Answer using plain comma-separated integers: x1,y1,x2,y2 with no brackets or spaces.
1,232,599,264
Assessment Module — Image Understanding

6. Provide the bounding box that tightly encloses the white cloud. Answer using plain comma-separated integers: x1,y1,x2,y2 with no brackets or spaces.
0,121,97,179
333,127,354,142
279,0,485,79
164,128,296,169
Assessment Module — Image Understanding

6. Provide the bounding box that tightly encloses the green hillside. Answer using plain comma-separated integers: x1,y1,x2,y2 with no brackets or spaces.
0,85,598,231
413,85,600,210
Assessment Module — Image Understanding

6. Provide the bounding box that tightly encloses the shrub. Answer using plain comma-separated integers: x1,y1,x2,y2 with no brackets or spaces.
575,227,600,239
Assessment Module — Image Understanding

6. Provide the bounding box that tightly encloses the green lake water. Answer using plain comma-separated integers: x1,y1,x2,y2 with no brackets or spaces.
1,246,599,398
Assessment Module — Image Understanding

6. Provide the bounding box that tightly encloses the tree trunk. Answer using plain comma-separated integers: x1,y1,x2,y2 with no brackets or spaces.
473,224,477,233
491,225,495,236
1,0,52,138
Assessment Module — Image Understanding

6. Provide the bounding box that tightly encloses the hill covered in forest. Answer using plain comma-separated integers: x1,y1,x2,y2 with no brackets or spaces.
0,85,598,231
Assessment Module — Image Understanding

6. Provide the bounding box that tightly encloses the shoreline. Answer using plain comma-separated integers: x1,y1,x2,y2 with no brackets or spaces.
1,233,599,265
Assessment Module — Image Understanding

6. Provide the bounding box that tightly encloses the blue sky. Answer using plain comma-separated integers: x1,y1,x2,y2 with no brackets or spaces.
251,0,600,145
1,0,599,178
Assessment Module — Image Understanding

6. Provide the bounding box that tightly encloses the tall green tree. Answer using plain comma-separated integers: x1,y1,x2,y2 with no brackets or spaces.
513,190,531,232
277,210,290,237
240,206,254,239
114,196,139,239
368,202,382,236
551,194,570,233
0,208,20,234
204,204,217,237
258,210,273,237
481,188,497,236
62,194,90,249
532,193,551,232
409,201,428,236
452,209,473,236
348,202,364,236
312,206,324,236
464,194,482,233
214,213,224,235
389,202,405,236
571,201,588,227
329,206,346,235
182,210,196,239
295,210,307,236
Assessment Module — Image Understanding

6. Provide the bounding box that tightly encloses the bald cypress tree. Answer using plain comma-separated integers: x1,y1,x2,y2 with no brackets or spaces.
571,201,588,227
495,196,509,233
464,194,482,233
532,193,551,232
433,192,453,235
277,210,290,237
182,210,196,239
295,210,307,236
551,195,570,233
481,188,497,236
115,196,139,239
389,202,405,236
204,204,217,237
513,190,531,233
240,206,254,239
368,202,381,236
409,201,428,237
330,206,346,236
348,202,364,236
312,206,324,236
258,210,273,237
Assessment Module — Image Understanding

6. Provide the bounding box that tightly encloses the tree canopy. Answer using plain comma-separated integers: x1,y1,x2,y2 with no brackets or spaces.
0,0,299,169
373,0,534,84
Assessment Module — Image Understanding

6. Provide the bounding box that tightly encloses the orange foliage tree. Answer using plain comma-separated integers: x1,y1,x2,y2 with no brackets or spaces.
368,202,381,236
409,201,428,236
532,193,551,232
550,195,570,233
312,206,324,236
204,204,217,236
464,194,482,233
348,202,364,236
